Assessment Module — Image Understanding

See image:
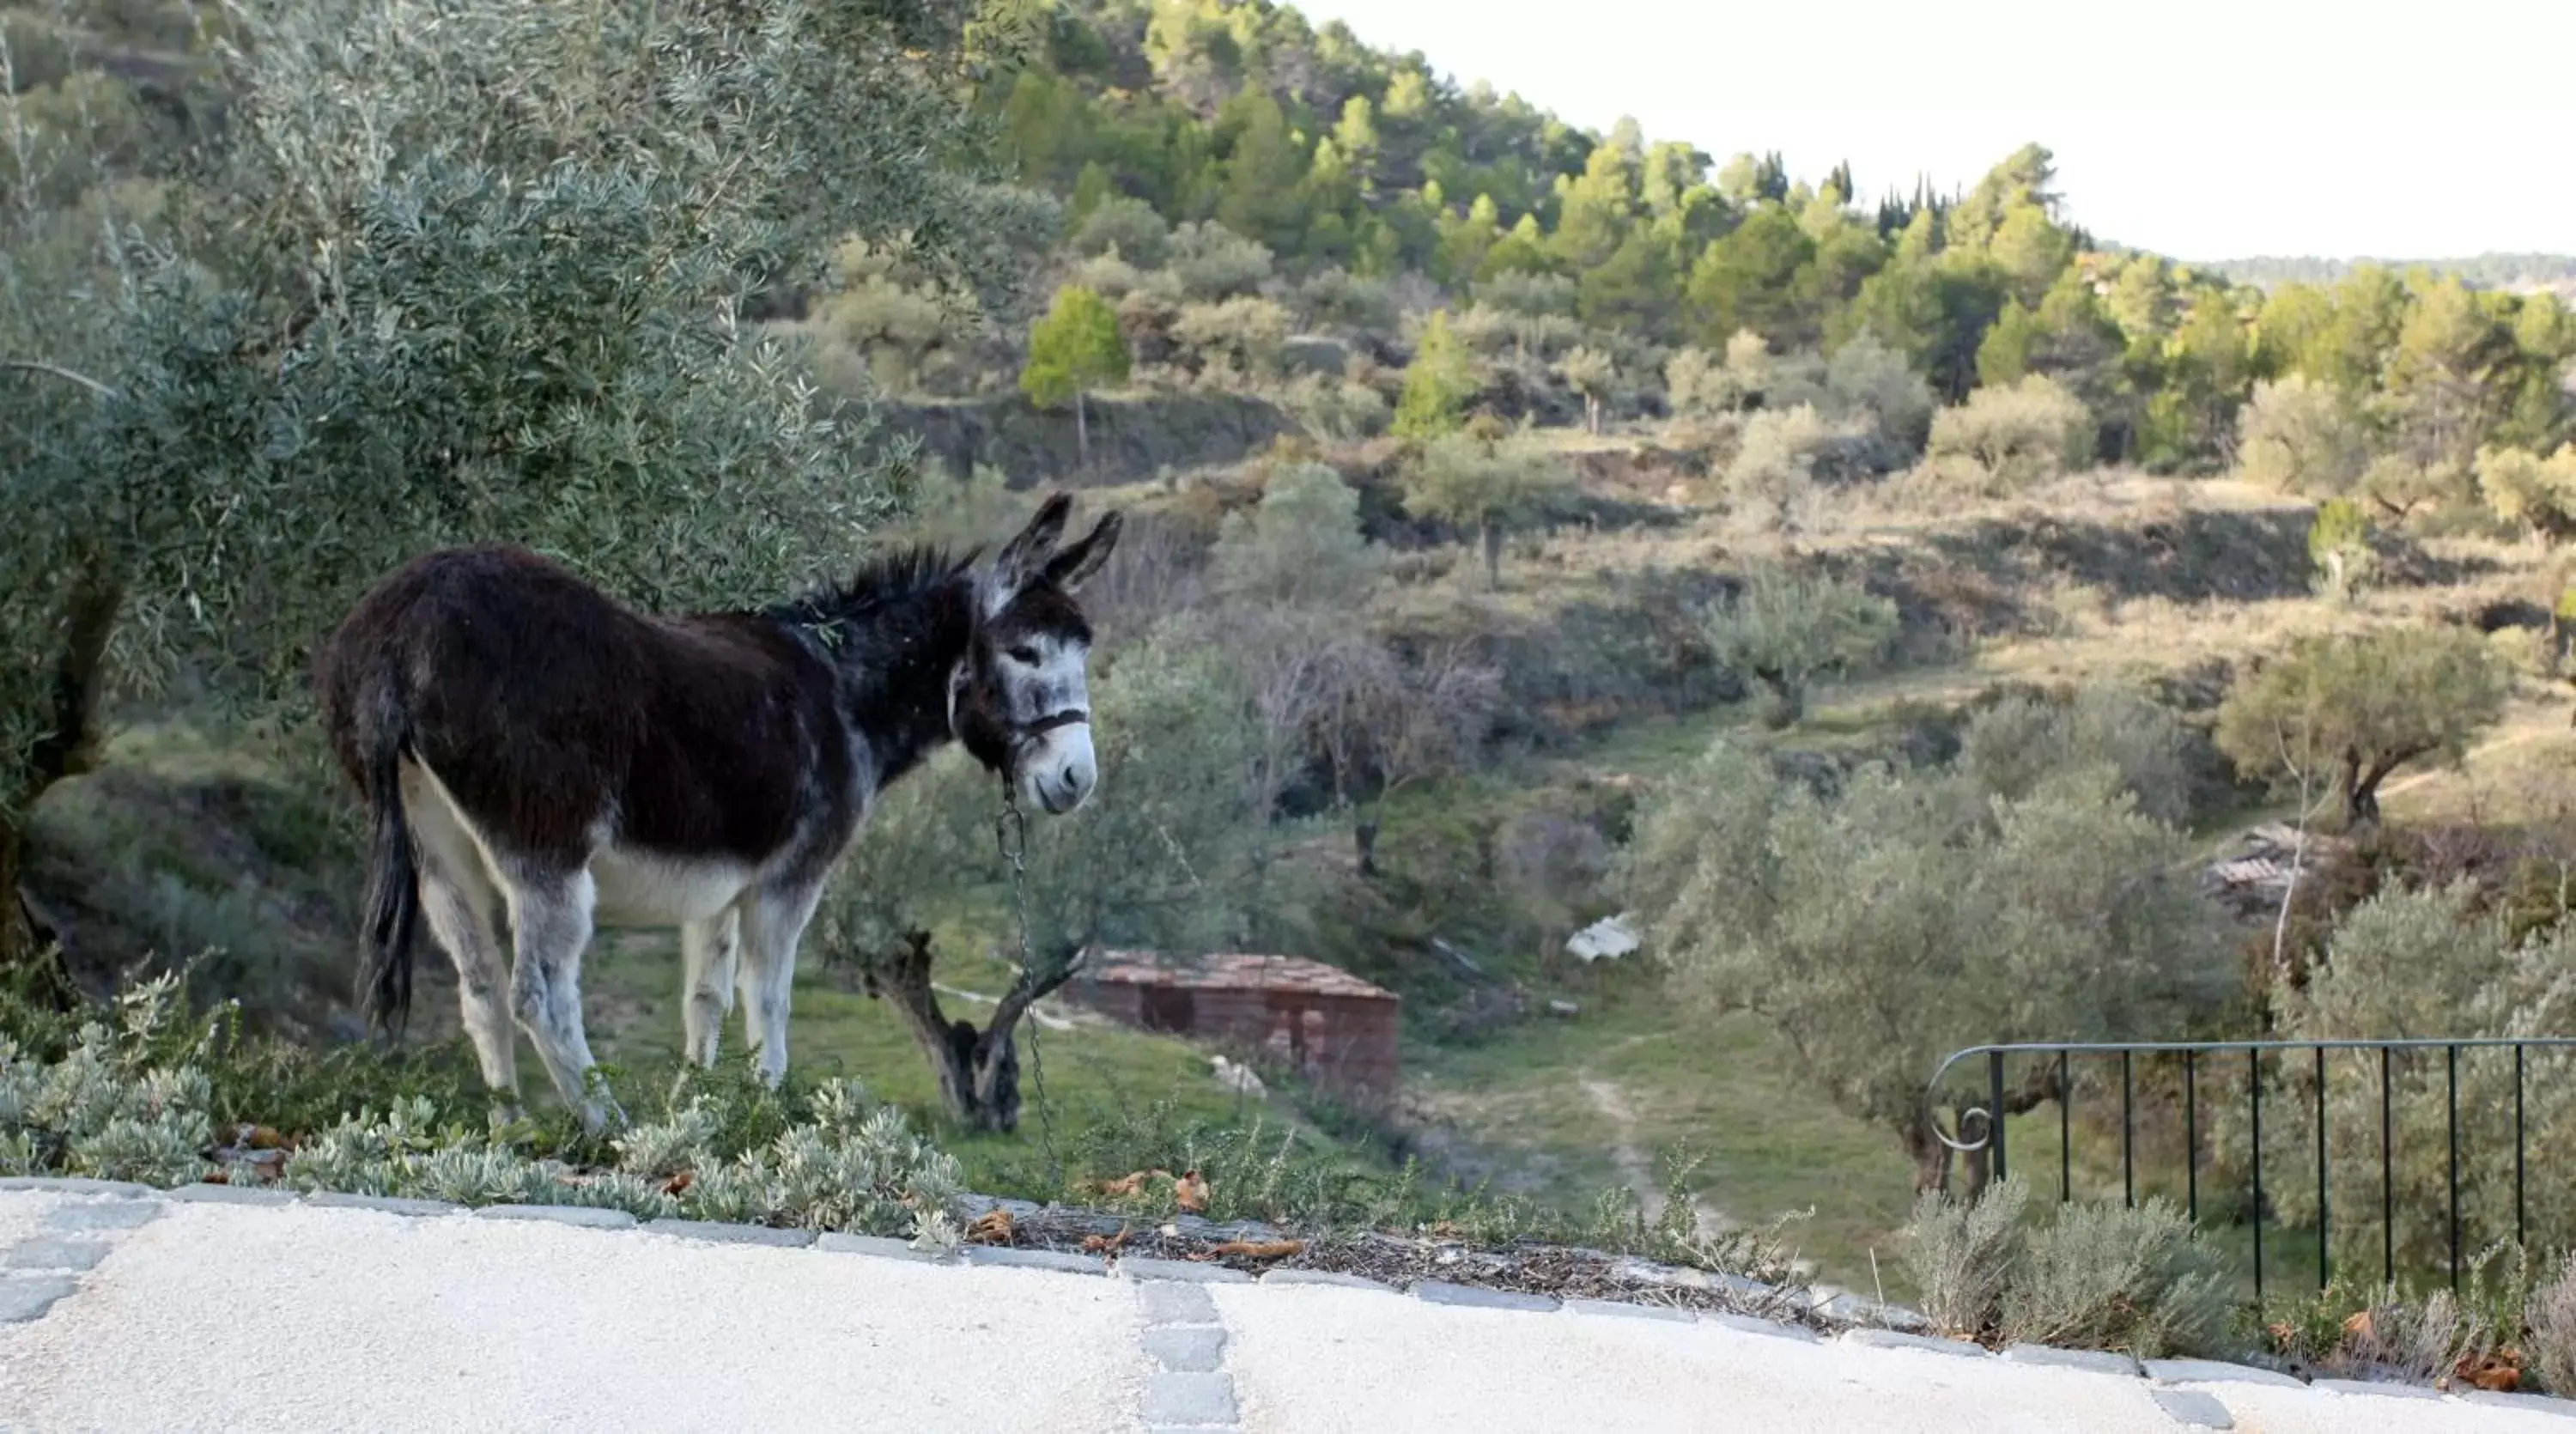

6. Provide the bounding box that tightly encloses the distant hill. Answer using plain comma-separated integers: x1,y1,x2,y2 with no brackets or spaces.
2201,252,2576,296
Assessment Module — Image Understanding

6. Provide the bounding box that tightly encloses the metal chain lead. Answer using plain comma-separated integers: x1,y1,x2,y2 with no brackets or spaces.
996,781,1062,1187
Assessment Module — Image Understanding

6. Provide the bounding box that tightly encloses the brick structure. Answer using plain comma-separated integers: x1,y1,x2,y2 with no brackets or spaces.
1071,953,1401,1101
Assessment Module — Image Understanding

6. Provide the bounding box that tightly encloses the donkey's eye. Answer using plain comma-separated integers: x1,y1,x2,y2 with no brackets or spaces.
1007,645,1040,665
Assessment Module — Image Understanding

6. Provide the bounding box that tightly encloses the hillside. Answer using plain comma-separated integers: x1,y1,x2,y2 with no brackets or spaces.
9,0,2576,1352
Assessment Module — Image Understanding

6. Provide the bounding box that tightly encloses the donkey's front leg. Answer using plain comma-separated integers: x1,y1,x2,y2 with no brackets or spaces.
734,879,825,1088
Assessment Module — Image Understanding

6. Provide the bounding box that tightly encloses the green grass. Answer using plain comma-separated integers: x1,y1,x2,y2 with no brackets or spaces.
1410,988,1919,1288
574,926,1376,1198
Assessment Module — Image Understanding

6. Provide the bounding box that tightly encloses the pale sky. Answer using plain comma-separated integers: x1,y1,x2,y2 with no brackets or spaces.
1288,0,2576,262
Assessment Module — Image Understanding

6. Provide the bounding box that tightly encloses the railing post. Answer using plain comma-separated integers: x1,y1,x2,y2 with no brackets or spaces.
2059,1049,2072,1204
2251,1047,2264,1305
1988,1049,2009,1187
2121,1049,2135,1209
2448,1043,2461,1293
2380,1045,2394,1289
2184,1048,2197,1222
2315,1044,2329,1293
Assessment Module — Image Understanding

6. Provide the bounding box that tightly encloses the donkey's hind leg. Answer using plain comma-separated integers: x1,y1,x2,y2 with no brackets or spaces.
500,863,619,1133
679,908,738,1070
401,764,519,1122
734,879,825,1088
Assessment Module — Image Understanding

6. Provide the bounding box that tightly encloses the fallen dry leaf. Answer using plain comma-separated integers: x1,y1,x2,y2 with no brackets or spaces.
965,1209,1015,1245
1173,1170,1209,1214
1099,1170,1171,1200
663,1170,695,1197
244,1126,288,1151
201,1170,230,1186
2342,1309,2375,1341
1208,1239,1304,1261
1080,1230,1131,1255
2455,1351,2521,1392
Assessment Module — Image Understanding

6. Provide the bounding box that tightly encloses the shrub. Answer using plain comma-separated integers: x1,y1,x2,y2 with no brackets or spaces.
1923,375,2096,495
1999,1198,2235,1357
1294,266,1395,331
1165,220,1274,301
1825,333,1936,453
1280,373,1389,441
1067,194,1171,267
1723,405,1832,534
1958,684,2196,828
2308,495,2376,603
1904,1178,2029,1337
1170,295,1290,383
1,969,965,1242
1665,345,1745,417
1699,564,1899,722
2532,1253,2576,1395
2238,376,2370,496
1474,270,1577,317
2476,443,2576,543
1902,1182,2237,1357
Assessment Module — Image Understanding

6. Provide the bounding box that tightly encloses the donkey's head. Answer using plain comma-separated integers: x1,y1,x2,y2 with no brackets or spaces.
953,493,1122,815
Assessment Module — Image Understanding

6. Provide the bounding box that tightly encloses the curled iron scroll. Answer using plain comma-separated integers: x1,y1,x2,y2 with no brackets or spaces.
1929,1102,1996,1155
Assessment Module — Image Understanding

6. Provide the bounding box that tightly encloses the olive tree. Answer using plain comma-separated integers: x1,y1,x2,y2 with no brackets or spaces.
816,635,1267,1129
2253,884,2576,1273
2214,626,2508,829
1701,565,1899,724
1399,429,1572,589
2239,375,2370,496
1923,374,2095,495
1210,463,1384,610
1621,744,2225,1197
0,0,1044,973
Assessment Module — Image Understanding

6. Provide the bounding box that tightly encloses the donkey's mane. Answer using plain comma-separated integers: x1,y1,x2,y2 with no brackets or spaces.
766,543,981,626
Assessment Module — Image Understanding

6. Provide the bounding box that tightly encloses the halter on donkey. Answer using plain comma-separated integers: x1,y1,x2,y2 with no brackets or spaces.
313,495,1121,1130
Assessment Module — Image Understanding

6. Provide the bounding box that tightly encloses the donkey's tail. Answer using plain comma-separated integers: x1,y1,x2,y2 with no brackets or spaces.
356,679,419,1038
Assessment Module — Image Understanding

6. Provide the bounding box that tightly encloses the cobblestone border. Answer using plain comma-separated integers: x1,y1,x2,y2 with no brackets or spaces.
7,1175,2576,1431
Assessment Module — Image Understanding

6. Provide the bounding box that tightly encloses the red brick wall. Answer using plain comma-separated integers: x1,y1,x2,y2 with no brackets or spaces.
1066,979,1400,1101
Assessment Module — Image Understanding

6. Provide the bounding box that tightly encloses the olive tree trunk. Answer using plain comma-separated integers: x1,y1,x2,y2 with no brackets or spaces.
864,929,1081,1133
2,563,119,995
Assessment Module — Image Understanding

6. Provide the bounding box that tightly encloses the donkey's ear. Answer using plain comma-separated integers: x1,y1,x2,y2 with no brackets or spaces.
1042,510,1122,594
987,492,1073,615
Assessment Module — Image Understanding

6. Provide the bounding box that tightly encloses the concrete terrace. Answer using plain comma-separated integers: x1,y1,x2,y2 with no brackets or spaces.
3,1180,2570,1433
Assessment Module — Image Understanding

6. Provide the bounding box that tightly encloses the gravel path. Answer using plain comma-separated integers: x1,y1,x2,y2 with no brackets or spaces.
3,1183,2567,1433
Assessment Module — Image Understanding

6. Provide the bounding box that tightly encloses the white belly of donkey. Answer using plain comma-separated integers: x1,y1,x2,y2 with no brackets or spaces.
588,845,753,927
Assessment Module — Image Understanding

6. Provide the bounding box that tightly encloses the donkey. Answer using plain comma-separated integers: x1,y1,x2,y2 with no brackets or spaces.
313,495,1121,1130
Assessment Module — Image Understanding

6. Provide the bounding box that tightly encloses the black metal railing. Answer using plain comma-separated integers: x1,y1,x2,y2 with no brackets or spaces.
1926,1037,2576,1301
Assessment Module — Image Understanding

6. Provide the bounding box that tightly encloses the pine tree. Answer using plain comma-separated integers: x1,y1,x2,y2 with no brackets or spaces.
1393,309,1477,439
1021,285,1132,467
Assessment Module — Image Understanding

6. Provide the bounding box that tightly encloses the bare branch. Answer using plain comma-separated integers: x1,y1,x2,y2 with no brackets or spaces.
0,360,120,401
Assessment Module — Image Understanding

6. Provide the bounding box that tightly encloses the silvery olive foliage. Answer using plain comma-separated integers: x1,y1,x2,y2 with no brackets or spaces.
0,0,1048,884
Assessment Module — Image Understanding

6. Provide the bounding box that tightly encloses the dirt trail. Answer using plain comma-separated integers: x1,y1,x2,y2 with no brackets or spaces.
1578,1074,1735,1237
